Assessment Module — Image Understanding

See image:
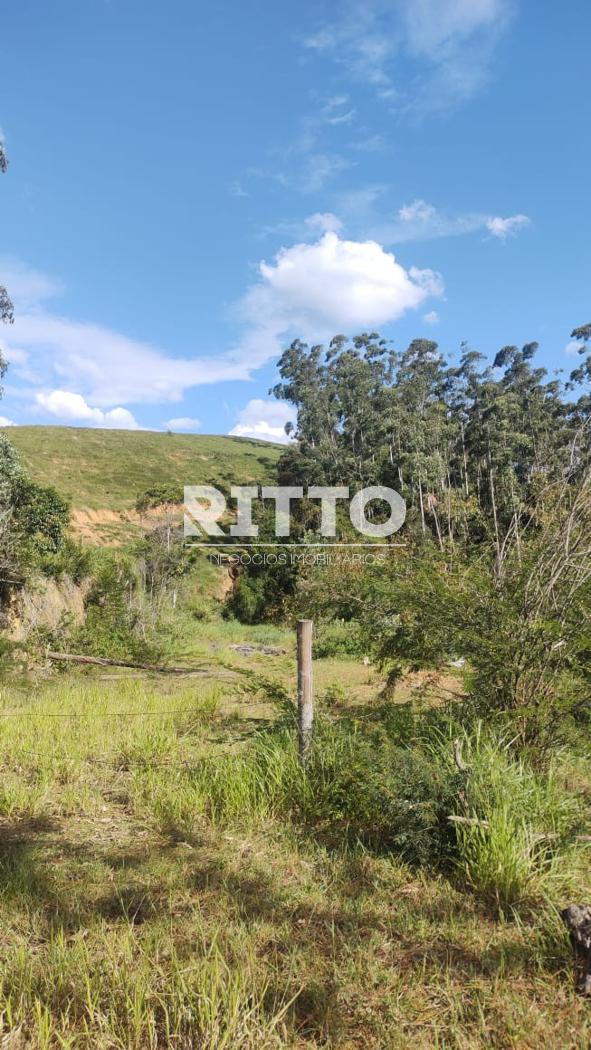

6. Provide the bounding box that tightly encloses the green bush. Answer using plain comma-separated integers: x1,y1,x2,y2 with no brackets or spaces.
35,536,92,582
135,484,183,513
153,721,459,866
11,475,70,553
225,557,297,624
288,724,458,864
1,436,73,587
313,621,364,658
71,552,161,663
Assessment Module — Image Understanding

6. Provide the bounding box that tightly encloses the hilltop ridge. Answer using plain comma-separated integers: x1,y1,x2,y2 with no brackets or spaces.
1,426,282,543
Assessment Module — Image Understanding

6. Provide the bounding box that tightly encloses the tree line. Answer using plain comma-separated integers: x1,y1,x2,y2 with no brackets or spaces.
271,329,591,555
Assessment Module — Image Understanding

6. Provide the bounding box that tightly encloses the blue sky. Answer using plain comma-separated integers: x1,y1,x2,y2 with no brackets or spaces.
1,0,589,440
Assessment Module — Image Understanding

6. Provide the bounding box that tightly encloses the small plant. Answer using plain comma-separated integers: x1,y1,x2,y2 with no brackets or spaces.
318,683,346,709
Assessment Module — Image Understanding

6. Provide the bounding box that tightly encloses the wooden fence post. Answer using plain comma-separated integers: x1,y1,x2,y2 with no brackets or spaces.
297,619,314,765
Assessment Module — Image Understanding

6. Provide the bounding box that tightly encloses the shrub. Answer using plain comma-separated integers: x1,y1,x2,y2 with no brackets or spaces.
35,536,92,582
290,724,458,864
139,715,589,917
225,558,297,624
369,482,591,751
429,727,586,912
11,475,70,553
72,551,161,663
135,484,183,513
143,721,459,867
1,436,73,588
313,621,364,659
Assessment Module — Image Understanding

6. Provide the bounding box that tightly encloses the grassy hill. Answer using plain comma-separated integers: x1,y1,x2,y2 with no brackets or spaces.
2,426,282,510
2,426,282,542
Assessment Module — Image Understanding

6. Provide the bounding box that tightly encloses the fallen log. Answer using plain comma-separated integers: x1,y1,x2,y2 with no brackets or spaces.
46,651,228,675
95,673,231,681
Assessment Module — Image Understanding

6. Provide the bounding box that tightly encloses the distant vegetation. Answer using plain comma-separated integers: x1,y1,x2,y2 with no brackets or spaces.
2,426,282,512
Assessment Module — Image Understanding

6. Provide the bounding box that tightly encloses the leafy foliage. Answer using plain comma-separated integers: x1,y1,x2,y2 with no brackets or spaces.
0,436,73,593
135,484,183,513
72,550,162,663
10,475,70,553
272,332,583,548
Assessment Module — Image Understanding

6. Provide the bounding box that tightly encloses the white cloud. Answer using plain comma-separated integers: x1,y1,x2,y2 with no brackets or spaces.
259,211,344,242
3,308,264,406
0,415,16,426
251,149,350,195
229,399,296,444
1,238,443,425
102,407,139,428
383,198,484,242
229,179,248,198
486,214,531,240
35,389,139,429
565,341,582,358
423,310,440,325
298,153,350,193
164,416,201,431
0,256,63,310
304,212,344,235
320,95,357,125
303,0,511,116
242,231,443,338
225,232,444,377
404,0,508,56
0,259,283,409
350,133,386,153
304,9,395,96
399,199,438,224
334,195,530,247
0,343,40,384
326,110,356,126
36,389,100,421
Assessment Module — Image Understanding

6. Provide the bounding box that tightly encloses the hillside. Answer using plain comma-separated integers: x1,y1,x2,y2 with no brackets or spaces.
1,426,282,543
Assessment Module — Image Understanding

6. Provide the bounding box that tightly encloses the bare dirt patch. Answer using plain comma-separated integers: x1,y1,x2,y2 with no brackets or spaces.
71,505,183,544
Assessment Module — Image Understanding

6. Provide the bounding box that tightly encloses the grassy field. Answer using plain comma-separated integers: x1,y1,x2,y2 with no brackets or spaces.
1,618,590,1048
1,427,281,512
2,427,591,1046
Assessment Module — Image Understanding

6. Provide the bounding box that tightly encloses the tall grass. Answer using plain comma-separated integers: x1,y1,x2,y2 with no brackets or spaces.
135,716,590,913
1,673,590,1044
133,730,302,831
135,720,455,862
428,726,587,911
0,926,292,1048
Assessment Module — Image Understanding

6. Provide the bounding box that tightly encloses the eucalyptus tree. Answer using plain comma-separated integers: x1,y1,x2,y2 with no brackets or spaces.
271,328,585,557
0,137,13,328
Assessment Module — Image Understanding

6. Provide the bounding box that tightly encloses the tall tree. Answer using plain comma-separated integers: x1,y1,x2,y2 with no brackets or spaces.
0,136,13,328
273,330,580,550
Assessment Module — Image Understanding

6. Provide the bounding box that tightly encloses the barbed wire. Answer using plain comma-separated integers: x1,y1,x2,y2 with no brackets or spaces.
1,708,214,718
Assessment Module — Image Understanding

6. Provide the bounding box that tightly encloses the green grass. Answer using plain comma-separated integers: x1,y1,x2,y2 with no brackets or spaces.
1,655,591,1047
1,426,282,513
426,727,587,912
